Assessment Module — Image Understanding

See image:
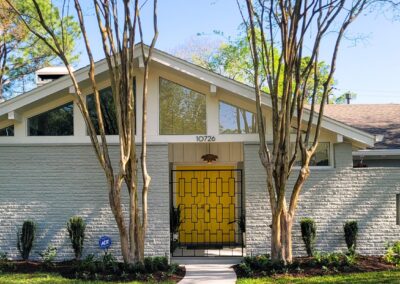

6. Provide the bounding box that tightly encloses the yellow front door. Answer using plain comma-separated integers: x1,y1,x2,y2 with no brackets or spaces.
175,166,237,245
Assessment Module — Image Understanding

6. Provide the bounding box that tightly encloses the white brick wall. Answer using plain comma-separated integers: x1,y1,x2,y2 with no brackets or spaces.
244,143,400,256
0,144,169,261
2,142,399,261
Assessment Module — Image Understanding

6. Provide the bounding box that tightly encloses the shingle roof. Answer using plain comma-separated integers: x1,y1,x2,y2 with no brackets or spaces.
322,104,400,149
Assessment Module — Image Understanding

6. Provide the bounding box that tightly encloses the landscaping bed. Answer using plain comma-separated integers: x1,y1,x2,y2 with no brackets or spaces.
0,258,185,283
234,254,398,279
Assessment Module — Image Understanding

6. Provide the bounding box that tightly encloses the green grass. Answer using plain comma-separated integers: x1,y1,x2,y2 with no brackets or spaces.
237,270,400,284
0,273,175,284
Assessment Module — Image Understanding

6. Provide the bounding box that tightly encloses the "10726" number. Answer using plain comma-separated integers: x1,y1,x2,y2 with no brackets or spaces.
196,135,216,142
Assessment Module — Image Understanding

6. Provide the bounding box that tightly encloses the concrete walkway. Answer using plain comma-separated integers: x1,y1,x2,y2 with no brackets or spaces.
179,264,237,284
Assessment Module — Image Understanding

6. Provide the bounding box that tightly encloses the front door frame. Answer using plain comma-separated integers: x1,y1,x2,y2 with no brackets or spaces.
169,164,245,257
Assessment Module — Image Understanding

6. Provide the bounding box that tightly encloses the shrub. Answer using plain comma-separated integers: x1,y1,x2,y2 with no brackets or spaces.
76,254,97,274
237,262,253,277
0,252,16,272
344,221,358,252
243,254,271,270
300,218,317,257
384,241,400,266
17,220,36,260
101,252,118,272
153,256,169,271
38,245,57,267
67,216,86,260
313,251,356,267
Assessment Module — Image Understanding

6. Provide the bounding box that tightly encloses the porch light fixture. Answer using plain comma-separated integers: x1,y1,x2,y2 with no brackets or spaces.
201,153,218,164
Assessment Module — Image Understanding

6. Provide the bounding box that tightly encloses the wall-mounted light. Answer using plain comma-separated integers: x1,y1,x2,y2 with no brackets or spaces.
201,153,218,164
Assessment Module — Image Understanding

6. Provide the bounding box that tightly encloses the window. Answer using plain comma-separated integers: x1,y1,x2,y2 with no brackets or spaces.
87,87,118,135
159,78,206,135
87,81,136,135
292,142,330,166
0,125,14,136
397,194,400,225
219,101,257,134
28,102,73,136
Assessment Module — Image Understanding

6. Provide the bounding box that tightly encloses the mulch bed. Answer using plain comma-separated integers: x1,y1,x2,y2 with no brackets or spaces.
234,255,397,278
1,260,186,282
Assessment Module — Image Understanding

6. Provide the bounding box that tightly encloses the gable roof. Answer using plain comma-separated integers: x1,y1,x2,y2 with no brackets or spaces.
0,46,376,147
323,104,400,149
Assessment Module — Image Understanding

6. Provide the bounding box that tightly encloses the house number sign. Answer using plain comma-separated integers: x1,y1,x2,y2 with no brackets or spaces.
196,135,216,142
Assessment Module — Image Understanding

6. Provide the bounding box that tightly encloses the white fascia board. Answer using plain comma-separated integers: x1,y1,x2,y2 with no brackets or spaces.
353,149,400,156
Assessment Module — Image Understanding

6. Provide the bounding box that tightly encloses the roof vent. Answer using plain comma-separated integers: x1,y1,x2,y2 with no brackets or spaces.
36,66,70,87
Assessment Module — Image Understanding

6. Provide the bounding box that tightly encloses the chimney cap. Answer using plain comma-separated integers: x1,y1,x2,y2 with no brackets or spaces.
36,66,71,87
36,66,70,76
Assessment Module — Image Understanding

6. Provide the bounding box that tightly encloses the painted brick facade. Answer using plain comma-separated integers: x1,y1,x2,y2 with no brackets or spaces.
244,143,400,256
0,144,169,260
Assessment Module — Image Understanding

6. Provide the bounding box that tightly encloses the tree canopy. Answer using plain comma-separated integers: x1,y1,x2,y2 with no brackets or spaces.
173,30,349,104
0,0,80,99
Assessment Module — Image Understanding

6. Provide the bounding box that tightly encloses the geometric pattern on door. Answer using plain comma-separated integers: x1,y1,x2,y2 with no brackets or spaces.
172,166,242,247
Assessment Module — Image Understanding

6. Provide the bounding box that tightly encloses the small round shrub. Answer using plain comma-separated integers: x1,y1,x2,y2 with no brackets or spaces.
344,221,358,252
300,218,317,257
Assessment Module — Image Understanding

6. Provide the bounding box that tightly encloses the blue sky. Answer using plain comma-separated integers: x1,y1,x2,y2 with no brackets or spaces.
76,0,400,104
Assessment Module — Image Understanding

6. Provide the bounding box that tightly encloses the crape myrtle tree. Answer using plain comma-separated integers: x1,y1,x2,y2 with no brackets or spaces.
242,0,383,263
7,0,158,264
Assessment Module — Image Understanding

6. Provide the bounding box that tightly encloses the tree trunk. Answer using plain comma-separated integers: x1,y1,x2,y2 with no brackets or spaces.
270,210,293,264
108,180,133,263
270,212,282,260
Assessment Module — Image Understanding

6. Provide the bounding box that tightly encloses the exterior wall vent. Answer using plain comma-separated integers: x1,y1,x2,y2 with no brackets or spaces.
36,66,70,87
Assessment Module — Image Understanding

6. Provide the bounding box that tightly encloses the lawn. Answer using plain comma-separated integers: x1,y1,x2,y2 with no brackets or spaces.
0,273,175,284
237,270,400,284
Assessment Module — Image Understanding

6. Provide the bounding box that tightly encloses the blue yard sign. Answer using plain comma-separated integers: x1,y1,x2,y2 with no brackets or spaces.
99,236,112,250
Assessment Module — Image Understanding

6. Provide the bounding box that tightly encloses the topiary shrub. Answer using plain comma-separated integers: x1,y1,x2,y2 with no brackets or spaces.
344,221,358,253
17,220,36,260
300,218,317,257
384,241,400,266
67,216,86,260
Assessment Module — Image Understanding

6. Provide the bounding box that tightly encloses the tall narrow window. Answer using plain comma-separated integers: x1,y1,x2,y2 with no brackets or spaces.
159,78,206,135
397,194,400,225
87,87,118,135
219,101,257,134
0,125,14,136
28,102,74,136
87,80,136,135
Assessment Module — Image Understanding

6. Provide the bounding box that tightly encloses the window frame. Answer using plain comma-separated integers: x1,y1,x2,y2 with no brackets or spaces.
27,101,74,136
218,100,258,135
85,79,136,136
158,77,207,135
0,124,14,137
290,141,333,168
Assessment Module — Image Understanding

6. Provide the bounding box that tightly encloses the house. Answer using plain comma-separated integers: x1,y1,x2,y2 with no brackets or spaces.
322,104,400,167
0,46,399,261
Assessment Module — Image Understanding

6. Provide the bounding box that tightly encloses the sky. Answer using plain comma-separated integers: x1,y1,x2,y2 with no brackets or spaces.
74,0,400,104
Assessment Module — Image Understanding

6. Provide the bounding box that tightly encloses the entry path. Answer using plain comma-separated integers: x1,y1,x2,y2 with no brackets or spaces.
179,264,237,284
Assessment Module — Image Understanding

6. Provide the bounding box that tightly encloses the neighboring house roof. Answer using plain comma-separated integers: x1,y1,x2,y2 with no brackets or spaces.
0,46,376,147
323,104,400,149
